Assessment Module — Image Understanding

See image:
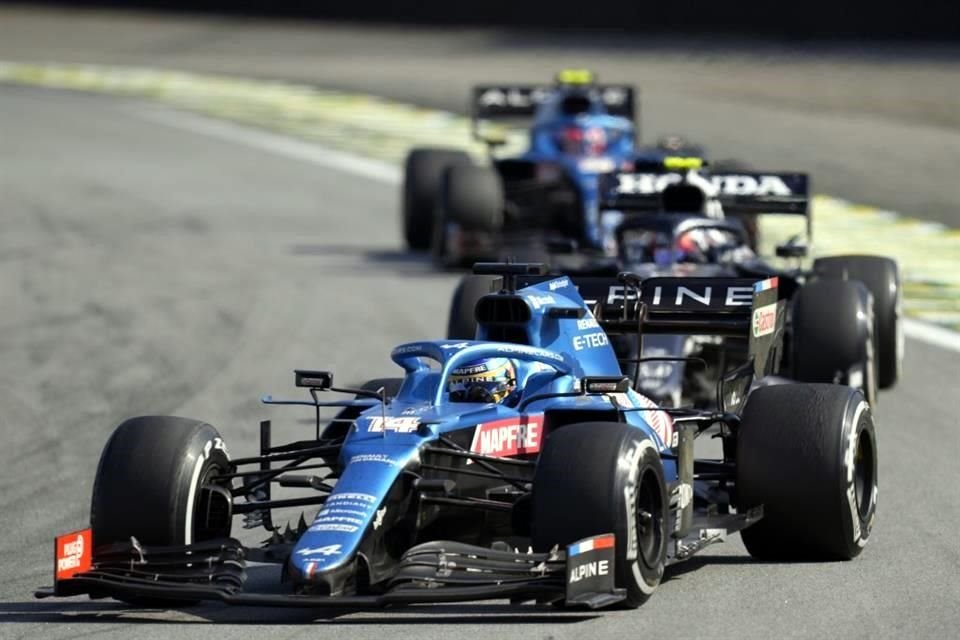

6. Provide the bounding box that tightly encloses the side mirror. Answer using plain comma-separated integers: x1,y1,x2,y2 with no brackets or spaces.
776,244,808,259
582,376,632,394
295,370,332,390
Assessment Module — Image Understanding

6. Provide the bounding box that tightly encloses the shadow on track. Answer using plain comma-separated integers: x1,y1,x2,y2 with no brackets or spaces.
0,599,598,625
289,243,463,278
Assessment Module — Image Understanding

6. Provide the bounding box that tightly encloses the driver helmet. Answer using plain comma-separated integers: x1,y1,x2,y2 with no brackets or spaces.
449,357,517,404
675,228,734,263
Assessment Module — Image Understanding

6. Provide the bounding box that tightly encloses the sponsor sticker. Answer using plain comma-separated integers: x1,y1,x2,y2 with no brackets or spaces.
349,453,400,466
327,492,376,504
317,508,368,518
365,416,421,433
576,317,600,330
392,343,423,355
469,414,544,459
526,294,556,310
752,302,777,337
55,528,92,581
308,523,360,533
490,344,564,362
573,331,609,351
549,277,571,291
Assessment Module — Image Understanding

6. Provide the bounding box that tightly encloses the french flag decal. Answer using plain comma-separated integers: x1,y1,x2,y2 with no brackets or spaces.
568,534,616,557
754,277,779,292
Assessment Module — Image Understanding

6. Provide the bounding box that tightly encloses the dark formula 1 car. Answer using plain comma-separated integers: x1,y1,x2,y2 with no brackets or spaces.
446,166,902,409
401,70,706,268
38,264,878,612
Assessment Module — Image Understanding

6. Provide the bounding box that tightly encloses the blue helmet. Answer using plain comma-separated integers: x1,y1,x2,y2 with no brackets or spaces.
448,358,517,404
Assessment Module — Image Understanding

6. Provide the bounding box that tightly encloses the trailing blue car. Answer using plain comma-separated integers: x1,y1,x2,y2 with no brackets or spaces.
38,264,877,611
401,70,706,268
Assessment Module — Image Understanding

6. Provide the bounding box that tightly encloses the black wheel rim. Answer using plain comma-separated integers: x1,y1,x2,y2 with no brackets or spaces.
193,461,231,542
853,430,876,519
636,467,664,567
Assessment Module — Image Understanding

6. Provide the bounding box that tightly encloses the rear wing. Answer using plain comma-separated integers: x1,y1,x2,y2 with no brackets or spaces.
471,84,637,143
600,169,809,215
512,271,786,381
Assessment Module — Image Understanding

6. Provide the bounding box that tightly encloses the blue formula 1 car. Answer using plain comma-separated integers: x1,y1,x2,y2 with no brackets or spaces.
401,70,706,268
38,264,877,611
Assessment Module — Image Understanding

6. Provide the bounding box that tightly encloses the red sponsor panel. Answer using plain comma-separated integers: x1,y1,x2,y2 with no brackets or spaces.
752,302,777,337
55,528,92,581
470,414,544,458
592,535,615,550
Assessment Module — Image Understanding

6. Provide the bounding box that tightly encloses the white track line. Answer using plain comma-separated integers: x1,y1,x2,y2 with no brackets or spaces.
135,107,401,185
904,319,960,352
135,106,960,353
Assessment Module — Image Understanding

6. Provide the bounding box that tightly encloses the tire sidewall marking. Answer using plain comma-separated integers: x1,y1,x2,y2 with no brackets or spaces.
183,434,229,545
620,437,662,595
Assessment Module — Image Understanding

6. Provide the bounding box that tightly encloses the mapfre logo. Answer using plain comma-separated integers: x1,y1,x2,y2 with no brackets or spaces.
55,528,92,581
470,415,544,459
752,303,777,338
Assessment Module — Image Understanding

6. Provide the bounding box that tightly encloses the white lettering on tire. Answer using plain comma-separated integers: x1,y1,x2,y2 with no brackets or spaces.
620,438,660,595
184,435,228,546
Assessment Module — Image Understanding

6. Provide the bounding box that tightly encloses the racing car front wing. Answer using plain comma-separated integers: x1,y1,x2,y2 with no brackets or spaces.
36,532,625,610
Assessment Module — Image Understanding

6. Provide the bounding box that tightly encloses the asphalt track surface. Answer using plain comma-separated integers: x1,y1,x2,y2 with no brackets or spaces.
1,7,960,227
0,8,958,640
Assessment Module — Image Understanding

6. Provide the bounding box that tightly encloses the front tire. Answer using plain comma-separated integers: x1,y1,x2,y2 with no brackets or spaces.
91,416,232,547
737,384,878,560
532,423,668,608
90,416,233,606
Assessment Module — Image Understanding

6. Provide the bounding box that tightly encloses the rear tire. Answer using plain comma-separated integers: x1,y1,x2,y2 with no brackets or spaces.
446,274,500,339
791,279,878,407
432,164,503,269
402,148,471,251
532,423,668,608
814,255,902,389
737,384,877,560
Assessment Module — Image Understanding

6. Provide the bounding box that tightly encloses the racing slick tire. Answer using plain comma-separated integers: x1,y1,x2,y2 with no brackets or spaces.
90,416,232,605
432,164,504,269
737,384,877,561
446,274,500,339
790,278,878,408
532,422,668,608
402,148,471,251
814,255,902,389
